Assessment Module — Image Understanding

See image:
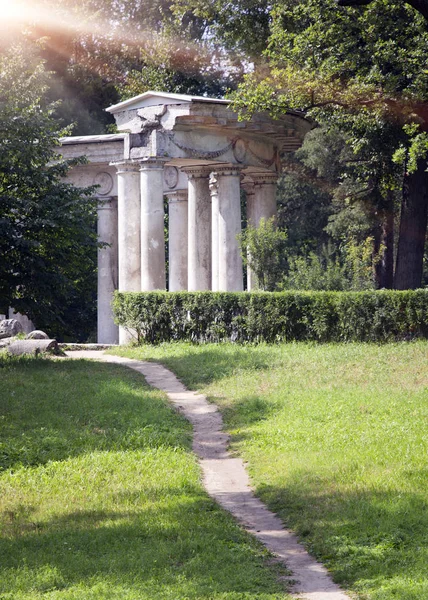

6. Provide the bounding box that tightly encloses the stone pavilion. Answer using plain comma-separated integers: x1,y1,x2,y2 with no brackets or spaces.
60,91,311,344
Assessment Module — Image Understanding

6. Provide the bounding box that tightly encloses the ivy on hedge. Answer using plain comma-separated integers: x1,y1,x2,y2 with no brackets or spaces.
112,290,428,344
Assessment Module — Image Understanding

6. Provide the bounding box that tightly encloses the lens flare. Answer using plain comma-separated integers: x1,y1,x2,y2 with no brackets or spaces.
0,0,29,22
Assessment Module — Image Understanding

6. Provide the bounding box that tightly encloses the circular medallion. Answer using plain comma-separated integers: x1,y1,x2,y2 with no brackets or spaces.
164,166,179,189
233,138,247,163
93,172,114,196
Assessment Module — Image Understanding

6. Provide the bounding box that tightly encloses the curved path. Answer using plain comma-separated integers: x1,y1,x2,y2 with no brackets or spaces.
66,351,352,600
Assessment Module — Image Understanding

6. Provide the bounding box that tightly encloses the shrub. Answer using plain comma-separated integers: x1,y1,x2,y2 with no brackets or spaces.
112,290,428,344
280,238,380,292
238,217,288,291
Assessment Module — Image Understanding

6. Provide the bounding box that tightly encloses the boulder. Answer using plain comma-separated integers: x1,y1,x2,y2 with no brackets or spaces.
26,330,49,340
0,319,23,339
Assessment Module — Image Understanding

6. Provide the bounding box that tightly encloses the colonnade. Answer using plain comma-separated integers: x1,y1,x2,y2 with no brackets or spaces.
97,158,278,344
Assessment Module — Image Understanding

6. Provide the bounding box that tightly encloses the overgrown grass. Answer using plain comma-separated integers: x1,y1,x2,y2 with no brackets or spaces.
0,354,291,599
112,342,428,600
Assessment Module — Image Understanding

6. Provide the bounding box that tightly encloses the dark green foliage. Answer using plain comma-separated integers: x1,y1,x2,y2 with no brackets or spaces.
0,44,99,340
238,217,288,291
277,172,333,254
113,290,428,344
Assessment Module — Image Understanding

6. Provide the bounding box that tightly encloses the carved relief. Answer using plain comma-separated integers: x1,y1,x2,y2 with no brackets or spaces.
233,138,277,167
164,166,179,189
166,133,234,160
93,172,114,195
233,138,247,163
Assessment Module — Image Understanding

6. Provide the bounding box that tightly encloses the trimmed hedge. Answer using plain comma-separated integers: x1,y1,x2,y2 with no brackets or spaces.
112,290,428,344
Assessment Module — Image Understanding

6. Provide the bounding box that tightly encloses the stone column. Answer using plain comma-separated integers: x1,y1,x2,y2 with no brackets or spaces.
243,173,278,291
182,166,212,291
115,162,141,345
166,189,188,291
252,173,278,225
214,166,244,292
210,174,219,292
241,178,257,292
140,159,167,291
97,196,119,344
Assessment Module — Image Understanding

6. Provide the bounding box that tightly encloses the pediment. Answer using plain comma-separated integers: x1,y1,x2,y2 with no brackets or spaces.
106,91,228,114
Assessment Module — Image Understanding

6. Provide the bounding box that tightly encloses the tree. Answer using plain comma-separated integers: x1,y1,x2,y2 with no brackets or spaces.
172,0,272,57
9,0,240,134
0,43,99,340
337,0,428,20
230,0,428,288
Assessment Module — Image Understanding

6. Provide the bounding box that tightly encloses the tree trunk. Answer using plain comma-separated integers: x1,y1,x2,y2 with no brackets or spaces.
394,159,428,290
374,192,395,289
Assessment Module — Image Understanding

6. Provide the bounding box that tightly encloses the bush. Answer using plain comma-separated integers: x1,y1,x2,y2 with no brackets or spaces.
112,290,428,344
280,238,380,292
238,217,288,291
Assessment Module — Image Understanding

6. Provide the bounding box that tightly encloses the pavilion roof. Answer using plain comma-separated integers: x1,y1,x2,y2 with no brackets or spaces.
106,91,228,114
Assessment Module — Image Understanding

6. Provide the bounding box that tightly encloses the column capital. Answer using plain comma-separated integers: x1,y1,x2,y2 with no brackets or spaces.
240,177,255,197
165,189,188,204
250,172,278,186
97,196,116,210
139,157,169,171
111,160,140,174
211,164,243,178
181,165,213,180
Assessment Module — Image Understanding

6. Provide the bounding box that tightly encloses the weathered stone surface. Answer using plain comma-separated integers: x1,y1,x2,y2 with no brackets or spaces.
0,337,17,349
7,339,62,356
0,319,23,339
26,330,49,340
59,343,117,350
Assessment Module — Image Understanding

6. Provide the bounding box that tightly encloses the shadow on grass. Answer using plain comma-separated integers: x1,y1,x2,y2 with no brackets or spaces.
0,491,285,598
221,395,280,427
0,356,191,472
255,475,428,592
137,344,272,388
123,346,428,597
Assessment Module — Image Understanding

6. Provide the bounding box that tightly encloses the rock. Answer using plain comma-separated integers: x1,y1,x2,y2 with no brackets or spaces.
26,330,49,340
0,319,23,339
7,339,63,356
0,336,17,348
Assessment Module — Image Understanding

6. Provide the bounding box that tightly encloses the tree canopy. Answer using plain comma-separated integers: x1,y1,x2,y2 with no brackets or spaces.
2,0,428,299
0,43,99,339
228,0,428,288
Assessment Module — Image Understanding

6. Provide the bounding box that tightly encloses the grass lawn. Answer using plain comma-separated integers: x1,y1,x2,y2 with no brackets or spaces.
112,342,428,600
0,353,291,600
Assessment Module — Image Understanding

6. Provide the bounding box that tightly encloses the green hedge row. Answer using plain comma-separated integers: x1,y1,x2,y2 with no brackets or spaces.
112,290,428,344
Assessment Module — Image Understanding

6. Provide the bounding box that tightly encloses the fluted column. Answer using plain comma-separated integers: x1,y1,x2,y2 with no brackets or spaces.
97,196,119,344
214,166,244,291
183,166,212,291
210,174,219,291
115,162,141,345
166,189,188,291
140,159,167,291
